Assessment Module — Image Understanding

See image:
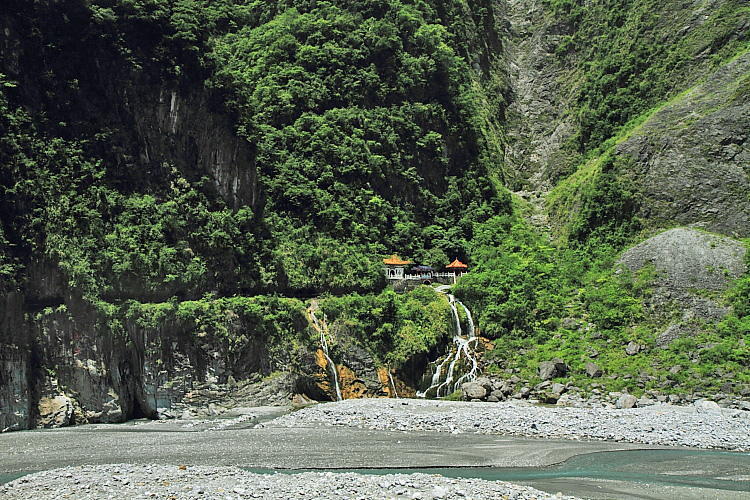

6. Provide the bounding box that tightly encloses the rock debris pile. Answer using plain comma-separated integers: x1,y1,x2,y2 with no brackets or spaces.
269,399,750,451
1,464,579,500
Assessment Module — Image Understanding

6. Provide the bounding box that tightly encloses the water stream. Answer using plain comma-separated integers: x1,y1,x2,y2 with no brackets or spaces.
244,449,750,499
308,309,342,401
388,368,399,398
417,292,479,398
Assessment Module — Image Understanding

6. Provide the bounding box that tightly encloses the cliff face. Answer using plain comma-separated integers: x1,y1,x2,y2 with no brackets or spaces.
501,0,749,240
1,0,749,430
615,52,750,237
500,0,578,192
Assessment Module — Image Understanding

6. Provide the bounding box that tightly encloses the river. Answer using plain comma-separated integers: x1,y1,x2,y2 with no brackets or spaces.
1,410,748,499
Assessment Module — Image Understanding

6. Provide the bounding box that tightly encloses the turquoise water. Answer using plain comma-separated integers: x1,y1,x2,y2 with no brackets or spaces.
0,472,35,484
4,449,750,497
249,449,750,493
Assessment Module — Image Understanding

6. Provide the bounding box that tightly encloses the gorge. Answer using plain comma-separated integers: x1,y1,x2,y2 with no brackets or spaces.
0,0,748,476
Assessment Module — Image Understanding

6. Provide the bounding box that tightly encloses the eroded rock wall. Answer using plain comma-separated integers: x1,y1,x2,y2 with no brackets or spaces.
615,53,750,237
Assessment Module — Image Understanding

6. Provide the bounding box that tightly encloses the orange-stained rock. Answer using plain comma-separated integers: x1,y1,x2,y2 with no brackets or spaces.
313,349,333,398
338,365,369,400
377,367,393,397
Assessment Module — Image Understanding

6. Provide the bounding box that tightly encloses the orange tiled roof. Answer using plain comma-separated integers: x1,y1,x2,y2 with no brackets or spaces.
446,258,468,269
383,254,411,265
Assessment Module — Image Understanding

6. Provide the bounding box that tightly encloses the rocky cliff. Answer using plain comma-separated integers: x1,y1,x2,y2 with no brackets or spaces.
615,52,750,237
1,0,749,430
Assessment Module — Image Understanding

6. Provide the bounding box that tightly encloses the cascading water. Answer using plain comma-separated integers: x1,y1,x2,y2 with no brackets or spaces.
388,368,399,399
417,292,480,398
308,309,343,401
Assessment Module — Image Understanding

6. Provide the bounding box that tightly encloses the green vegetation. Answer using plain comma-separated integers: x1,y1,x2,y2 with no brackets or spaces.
1,0,748,398
317,286,452,367
545,0,750,154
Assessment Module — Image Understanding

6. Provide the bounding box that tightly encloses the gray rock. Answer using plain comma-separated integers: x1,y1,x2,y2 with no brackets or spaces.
551,383,566,396
694,399,722,414
534,380,552,391
538,358,568,380
461,382,487,400
614,51,750,238
618,229,747,335
625,342,641,356
432,485,448,498
616,394,638,409
489,390,505,400
157,408,177,420
498,381,514,396
538,392,559,404
585,362,602,378
561,318,579,329
637,396,655,407
475,376,493,392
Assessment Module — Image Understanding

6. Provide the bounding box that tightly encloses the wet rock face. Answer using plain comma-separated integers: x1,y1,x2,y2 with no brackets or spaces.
126,86,258,211
0,346,29,432
500,0,577,191
615,52,750,237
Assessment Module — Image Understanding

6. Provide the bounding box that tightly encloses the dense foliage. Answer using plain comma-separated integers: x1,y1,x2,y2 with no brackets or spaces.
545,0,749,154
1,0,748,397
1,0,510,300
317,286,451,367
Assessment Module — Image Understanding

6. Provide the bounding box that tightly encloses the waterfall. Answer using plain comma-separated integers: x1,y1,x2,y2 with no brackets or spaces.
308,309,343,401
416,291,480,398
388,367,399,399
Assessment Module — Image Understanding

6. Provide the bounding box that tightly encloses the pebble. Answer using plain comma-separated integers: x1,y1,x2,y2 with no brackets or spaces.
0,464,581,500
270,399,750,451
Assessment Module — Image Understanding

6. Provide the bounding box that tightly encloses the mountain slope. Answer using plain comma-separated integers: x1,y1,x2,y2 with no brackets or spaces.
0,0,748,429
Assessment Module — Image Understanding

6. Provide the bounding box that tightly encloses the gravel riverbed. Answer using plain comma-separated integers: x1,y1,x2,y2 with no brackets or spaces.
269,398,750,451
3,399,748,499
1,464,579,500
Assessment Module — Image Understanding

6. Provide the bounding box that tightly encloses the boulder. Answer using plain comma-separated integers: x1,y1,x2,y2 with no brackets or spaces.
38,395,73,428
474,376,493,392
694,399,722,414
496,381,514,396
551,383,566,395
616,394,638,409
637,396,655,407
538,392,559,404
534,380,551,391
461,382,487,400
489,390,505,401
585,362,603,378
538,357,568,380
625,342,641,356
